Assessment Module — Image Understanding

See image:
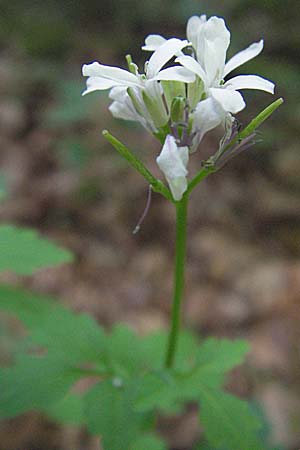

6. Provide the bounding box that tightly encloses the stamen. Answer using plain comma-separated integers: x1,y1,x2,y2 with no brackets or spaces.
132,185,152,234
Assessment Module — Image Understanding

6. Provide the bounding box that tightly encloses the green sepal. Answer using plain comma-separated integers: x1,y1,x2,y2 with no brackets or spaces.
188,76,205,109
142,89,169,128
127,87,145,117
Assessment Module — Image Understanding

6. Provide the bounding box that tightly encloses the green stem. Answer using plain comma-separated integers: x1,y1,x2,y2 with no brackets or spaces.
187,165,215,195
102,130,173,201
165,194,189,368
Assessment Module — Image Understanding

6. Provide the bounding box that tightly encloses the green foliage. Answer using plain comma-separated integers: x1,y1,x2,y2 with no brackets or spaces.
43,393,85,425
0,285,106,365
199,390,263,450
85,379,153,450
0,225,73,275
0,354,80,418
131,433,167,450
0,287,263,450
133,338,249,413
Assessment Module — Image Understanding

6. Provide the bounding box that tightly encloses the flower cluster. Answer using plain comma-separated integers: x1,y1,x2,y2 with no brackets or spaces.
82,14,275,200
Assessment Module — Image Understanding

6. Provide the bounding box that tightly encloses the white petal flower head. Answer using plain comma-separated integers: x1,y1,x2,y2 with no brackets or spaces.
82,38,191,96
82,38,194,133
177,14,275,118
156,135,189,201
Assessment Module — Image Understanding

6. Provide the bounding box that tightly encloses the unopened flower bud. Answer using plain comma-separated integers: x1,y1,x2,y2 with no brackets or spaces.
161,80,186,109
170,96,186,124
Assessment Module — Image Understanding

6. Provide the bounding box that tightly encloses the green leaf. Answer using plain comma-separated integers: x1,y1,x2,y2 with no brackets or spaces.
0,285,106,365
131,433,167,450
0,225,73,274
43,393,85,426
194,338,249,385
107,325,144,376
0,354,80,418
85,379,152,450
0,284,56,328
134,338,249,413
133,370,181,414
199,390,263,450
31,309,106,365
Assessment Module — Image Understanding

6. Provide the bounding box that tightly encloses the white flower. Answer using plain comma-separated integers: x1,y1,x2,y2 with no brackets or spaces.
177,15,274,117
108,86,157,133
82,38,194,132
82,38,193,95
191,96,228,151
156,135,189,201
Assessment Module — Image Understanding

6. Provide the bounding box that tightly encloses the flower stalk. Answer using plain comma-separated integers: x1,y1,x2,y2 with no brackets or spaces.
85,14,283,374
165,193,189,368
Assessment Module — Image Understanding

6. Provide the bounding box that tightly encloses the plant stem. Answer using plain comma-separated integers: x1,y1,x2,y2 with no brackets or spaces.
165,194,189,368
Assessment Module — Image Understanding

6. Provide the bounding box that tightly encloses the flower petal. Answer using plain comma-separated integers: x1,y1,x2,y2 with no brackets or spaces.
146,38,189,78
155,66,196,83
191,97,225,150
142,34,167,51
175,55,207,84
223,40,264,77
209,87,246,113
224,74,275,94
82,62,140,87
82,77,117,95
186,15,207,49
109,88,156,133
109,100,138,121
199,16,231,83
156,135,189,201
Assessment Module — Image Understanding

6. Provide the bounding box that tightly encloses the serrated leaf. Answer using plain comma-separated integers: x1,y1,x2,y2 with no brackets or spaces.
196,338,249,370
0,285,54,328
43,393,85,425
0,354,80,418
85,379,152,450
131,433,167,450
134,337,250,413
31,309,106,365
0,285,106,365
199,390,263,450
107,325,144,375
0,225,73,274
133,371,181,414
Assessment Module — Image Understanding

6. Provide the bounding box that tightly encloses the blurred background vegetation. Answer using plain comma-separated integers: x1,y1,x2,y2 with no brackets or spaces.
0,1,300,449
